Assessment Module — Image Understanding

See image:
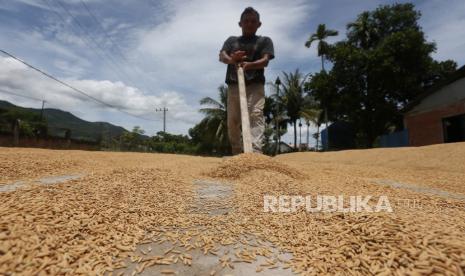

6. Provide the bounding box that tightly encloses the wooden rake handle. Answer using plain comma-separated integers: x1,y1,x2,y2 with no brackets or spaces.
236,67,253,153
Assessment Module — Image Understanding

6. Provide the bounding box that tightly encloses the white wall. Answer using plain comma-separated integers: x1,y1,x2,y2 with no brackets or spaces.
408,77,465,115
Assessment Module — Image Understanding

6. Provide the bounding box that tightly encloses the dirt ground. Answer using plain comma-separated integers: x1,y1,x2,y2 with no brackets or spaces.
1,143,465,275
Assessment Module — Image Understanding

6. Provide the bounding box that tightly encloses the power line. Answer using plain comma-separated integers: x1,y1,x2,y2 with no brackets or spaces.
0,89,48,119
55,0,150,92
0,89,66,113
0,49,160,122
40,0,161,119
0,89,44,102
54,0,133,83
45,0,141,90
78,0,155,92
79,0,129,63
41,0,128,84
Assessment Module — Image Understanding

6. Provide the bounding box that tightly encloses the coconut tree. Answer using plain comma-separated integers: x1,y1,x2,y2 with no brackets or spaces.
305,24,338,149
198,85,229,151
280,70,308,150
267,78,289,154
305,24,339,71
347,11,374,50
262,95,278,154
300,107,322,150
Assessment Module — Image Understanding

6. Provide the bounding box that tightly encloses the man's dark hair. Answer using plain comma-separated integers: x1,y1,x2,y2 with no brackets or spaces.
240,7,260,21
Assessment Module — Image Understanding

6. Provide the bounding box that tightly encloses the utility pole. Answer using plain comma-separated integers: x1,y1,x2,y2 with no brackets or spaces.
156,107,168,133
325,107,329,151
40,100,46,121
274,77,281,155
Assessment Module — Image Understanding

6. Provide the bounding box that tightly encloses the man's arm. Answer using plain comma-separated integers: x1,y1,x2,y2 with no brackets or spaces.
241,36,274,71
240,53,271,71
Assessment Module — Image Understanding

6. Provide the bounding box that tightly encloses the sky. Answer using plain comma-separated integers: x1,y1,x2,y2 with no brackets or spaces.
1,0,464,146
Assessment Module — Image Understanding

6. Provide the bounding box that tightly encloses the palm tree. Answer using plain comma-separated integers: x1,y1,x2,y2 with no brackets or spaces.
347,11,373,50
305,24,338,71
280,70,307,150
263,95,278,154
305,24,338,150
300,107,322,150
267,79,289,154
199,85,229,150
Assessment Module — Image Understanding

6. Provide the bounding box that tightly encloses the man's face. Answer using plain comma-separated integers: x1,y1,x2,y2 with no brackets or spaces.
239,13,261,37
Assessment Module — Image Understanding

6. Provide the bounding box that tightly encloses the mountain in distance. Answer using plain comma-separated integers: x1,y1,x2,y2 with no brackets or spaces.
0,100,137,142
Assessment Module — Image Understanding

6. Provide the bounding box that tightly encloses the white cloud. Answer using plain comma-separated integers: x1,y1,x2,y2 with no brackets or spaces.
1,0,320,137
418,0,465,65
2,0,464,140
0,0,102,12
132,0,318,97
0,27,93,79
0,57,199,135
0,0,48,11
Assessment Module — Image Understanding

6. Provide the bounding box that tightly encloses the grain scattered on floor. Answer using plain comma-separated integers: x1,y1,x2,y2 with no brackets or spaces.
1,144,465,275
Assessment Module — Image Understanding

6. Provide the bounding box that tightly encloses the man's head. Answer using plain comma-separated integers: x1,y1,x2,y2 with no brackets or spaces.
239,7,261,37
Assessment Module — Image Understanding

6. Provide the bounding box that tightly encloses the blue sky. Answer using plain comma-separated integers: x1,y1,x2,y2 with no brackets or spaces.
1,0,464,145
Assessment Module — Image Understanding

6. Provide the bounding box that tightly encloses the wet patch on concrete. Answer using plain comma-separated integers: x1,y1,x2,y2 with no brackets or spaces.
0,181,27,193
112,229,294,276
0,174,85,192
110,180,296,275
191,179,234,216
374,179,465,201
38,174,85,185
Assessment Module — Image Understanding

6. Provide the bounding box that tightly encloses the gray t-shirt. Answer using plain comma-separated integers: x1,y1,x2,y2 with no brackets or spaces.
220,35,274,84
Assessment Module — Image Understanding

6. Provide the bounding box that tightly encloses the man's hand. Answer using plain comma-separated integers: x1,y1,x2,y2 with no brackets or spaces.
240,61,252,71
219,50,247,65
230,50,247,63
239,54,271,71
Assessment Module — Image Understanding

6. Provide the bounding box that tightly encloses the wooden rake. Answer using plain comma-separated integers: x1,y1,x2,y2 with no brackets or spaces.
236,66,253,153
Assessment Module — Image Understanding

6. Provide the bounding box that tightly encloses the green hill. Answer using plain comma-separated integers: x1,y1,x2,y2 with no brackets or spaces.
0,100,132,142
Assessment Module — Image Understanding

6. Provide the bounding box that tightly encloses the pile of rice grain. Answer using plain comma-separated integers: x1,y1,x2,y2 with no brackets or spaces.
206,153,304,180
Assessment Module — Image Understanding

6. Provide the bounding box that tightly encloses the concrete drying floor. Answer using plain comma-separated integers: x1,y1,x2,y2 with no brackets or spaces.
1,144,465,275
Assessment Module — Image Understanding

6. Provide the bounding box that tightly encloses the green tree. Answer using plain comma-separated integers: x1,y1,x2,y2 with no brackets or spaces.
305,24,339,71
346,11,373,50
266,80,289,154
199,85,229,148
305,24,338,148
262,95,285,155
189,85,230,155
424,60,458,89
0,107,46,137
280,70,308,150
148,131,197,154
307,3,457,147
121,126,146,151
300,105,321,150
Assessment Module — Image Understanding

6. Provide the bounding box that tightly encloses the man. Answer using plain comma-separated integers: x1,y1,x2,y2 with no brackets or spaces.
219,7,274,154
